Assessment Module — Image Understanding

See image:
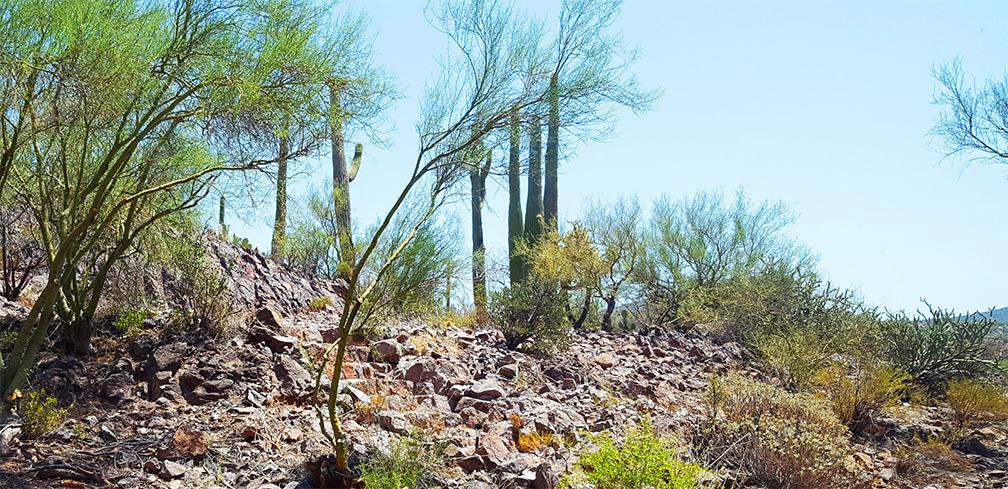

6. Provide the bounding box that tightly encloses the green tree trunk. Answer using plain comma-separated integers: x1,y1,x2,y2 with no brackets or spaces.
543,73,559,233
508,104,525,286
271,136,290,258
471,152,491,324
524,115,543,244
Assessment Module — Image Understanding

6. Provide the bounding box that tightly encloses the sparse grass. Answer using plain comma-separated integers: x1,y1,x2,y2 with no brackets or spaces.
813,361,911,434
895,435,969,478
698,374,864,489
426,307,477,330
562,417,707,489
945,378,1008,438
356,395,388,424
309,296,333,311
517,431,558,453
357,429,446,489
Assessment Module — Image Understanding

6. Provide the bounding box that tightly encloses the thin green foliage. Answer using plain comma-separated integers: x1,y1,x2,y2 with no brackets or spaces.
20,389,66,439
946,378,1008,438
814,361,911,434
357,430,446,489
564,417,707,489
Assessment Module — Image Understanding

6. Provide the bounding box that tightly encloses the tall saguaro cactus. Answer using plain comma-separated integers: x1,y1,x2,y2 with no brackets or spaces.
508,104,525,286
543,73,559,233
471,151,491,323
330,80,363,279
271,136,290,258
524,114,544,244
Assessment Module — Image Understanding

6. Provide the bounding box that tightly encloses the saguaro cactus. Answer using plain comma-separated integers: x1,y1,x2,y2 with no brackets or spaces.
218,195,226,235
524,114,543,244
330,80,363,279
508,103,525,286
471,151,491,324
271,136,290,258
543,73,559,233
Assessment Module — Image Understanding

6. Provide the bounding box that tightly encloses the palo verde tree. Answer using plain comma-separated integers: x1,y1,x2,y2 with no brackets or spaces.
310,0,554,472
930,59,1008,168
582,195,643,331
0,0,344,413
541,0,660,231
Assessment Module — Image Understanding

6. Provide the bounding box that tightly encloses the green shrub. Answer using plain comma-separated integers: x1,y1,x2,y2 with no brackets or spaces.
20,389,66,439
885,303,1000,388
489,279,569,351
946,378,1008,437
354,196,465,325
164,231,233,336
563,417,707,489
309,296,333,311
699,374,863,489
814,361,911,434
114,309,148,338
357,430,446,489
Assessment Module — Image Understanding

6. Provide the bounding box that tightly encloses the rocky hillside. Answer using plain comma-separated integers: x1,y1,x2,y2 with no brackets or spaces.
0,242,1006,489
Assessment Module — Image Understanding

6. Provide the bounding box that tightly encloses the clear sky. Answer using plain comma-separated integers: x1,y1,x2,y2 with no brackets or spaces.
229,0,1008,314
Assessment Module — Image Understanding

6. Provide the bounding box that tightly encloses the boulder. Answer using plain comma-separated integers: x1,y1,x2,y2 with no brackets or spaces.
273,354,313,402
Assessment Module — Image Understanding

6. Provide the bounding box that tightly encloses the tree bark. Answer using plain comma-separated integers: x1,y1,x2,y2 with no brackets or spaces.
601,295,616,332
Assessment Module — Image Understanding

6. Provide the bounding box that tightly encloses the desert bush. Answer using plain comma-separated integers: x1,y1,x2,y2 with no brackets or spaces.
647,188,813,290
711,270,883,387
162,230,233,337
356,430,446,489
489,279,569,351
285,187,341,278
353,197,465,326
19,389,66,439
0,205,44,302
885,303,1000,388
814,361,911,434
699,374,863,489
945,378,1008,436
309,296,333,311
114,309,148,340
563,417,707,489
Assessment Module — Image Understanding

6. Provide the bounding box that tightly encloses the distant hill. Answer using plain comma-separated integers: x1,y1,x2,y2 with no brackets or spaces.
990,307,1008,324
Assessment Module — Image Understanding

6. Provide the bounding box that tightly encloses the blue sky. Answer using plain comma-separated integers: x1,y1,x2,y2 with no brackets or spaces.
229,0,1007,314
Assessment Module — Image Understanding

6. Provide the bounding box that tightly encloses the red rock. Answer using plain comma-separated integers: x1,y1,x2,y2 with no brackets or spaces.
594,353,614,368
157,427,208,460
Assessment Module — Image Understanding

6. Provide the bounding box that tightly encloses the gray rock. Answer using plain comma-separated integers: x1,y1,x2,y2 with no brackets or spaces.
274,354,313,402
377,411,410,434
101,372,134,402
160,460,187,480
468,379,507,400
534,462,559,489
147,342,188,377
